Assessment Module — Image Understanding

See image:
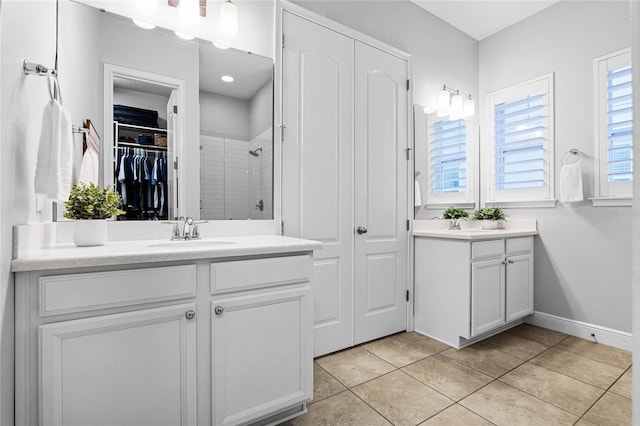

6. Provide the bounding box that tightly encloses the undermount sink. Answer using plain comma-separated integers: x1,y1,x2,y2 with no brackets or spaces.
148,240,235,248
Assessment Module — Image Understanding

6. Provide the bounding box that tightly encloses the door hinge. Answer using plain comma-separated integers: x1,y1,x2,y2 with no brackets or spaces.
174,157,178,170
282,33,285,49
173,105,178,114
406,79,410,91
281,220,284,235
407,219,410,231
406,148,413,160
280,124,286,142
406,290,410,302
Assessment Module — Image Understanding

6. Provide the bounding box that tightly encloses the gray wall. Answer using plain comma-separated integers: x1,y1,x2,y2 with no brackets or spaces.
479,1,632,332
200,91,250,139
249,80,273,140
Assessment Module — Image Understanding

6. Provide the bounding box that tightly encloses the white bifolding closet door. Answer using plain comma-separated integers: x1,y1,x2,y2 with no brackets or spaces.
353,41,408,345
282,11,409,357
282,11,355,356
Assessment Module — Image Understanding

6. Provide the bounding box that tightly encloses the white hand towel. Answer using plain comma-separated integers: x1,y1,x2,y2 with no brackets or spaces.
34,100,74,201
77,145,99,186
560,163,583,202
414,180,423,207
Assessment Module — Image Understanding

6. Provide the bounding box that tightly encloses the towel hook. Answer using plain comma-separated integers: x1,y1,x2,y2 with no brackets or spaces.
561,149,583,165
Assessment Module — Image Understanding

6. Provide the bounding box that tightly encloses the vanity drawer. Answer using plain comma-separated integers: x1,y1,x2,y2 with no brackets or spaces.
471,240,504,260
506,237,533,254
39,265,197,316
211,255,312,294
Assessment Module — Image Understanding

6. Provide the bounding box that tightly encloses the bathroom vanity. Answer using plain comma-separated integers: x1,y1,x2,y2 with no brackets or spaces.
12,231,320,426
413,220,538,349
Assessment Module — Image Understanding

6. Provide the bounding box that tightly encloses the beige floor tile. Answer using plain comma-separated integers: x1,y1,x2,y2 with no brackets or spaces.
460,381,578,426
440,344,523,378
581,392,632,426
554,336,632,369
290,391,391,426
399,332,451,353
479,333,548,360
316,347,395,388
312,363,347,404
499,362,604,416
403,353,493,401
531,348,625,389
419,404,495,426
610,367,632,399
352,370,453,426
363,333,442,367
506,323,568,346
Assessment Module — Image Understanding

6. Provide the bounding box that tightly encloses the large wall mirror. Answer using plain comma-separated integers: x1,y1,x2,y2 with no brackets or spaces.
58,0,275,221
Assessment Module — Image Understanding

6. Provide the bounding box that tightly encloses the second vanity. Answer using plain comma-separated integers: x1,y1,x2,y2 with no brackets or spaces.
413,220,538,349
12,228,321,426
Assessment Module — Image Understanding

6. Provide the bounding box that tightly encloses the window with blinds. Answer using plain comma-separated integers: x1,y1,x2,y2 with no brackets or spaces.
487,74,554,204
431,119,467,194
595,49,632,202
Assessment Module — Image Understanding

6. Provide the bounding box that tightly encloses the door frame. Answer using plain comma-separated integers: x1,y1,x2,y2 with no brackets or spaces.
103,63,187,219
276,0,415,335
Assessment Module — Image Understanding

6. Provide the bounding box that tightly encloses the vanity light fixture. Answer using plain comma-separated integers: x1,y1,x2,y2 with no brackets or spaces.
132,0,158,30
221,75,234,83
175,31,195,40
212,40,231,49
133,19,156,30
219,0,239,37
436,85,475,118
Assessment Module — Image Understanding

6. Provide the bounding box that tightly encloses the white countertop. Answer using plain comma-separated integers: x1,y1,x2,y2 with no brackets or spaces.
11,235,322,272
412,218,538,240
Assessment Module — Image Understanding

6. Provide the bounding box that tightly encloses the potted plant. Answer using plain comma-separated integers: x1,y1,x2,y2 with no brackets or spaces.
472,207,506,230
442,206,469,230
64,183,124,246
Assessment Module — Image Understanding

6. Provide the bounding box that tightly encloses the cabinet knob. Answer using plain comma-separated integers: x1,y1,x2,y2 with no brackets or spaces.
356,226,368,235
185,310,196,320
214,306,224,315
508,259,515,264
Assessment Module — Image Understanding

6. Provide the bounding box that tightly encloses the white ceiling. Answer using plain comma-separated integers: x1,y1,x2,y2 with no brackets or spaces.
410,0,561,40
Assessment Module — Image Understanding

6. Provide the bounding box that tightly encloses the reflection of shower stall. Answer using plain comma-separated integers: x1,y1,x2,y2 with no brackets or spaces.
199,132,272,220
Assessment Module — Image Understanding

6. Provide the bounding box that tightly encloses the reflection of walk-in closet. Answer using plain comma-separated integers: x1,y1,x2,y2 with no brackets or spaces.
112,77,173,220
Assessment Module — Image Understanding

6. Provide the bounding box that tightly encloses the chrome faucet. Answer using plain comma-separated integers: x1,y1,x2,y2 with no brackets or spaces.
163,216,208,240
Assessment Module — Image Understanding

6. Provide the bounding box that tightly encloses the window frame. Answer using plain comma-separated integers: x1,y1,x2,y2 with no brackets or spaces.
425,115,475,207
484,73,555,208
592,48,632,206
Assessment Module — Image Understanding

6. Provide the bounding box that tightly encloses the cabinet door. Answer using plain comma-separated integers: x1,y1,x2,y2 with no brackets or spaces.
506,253,534,322
212,286,312,426
282,11,355,356
39,304,197,426
353,41,409,345
471,258,505,336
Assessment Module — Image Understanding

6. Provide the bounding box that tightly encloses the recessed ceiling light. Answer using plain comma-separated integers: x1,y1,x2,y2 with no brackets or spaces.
174,31,195,40
221,75,234,83
133,19,156,30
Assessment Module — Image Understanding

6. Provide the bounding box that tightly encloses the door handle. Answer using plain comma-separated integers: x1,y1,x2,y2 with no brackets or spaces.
356,226,368,235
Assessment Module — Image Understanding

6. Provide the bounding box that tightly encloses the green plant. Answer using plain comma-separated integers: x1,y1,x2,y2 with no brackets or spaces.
472,207,506,221
63,183,124,219
442,206,469,220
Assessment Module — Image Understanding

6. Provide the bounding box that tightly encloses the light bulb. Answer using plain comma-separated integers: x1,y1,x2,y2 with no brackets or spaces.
178,0,199,26
220,0,239,37
463,96,475,117
133,19,155,30
437,88,450,115
450,93,464,116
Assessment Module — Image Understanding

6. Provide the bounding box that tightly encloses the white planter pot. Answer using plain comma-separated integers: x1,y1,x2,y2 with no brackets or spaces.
73,219,107,246
480,220,499,230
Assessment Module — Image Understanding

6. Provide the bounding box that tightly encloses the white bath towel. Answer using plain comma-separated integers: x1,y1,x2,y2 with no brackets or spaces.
34,99,74,201
414,180,423,207
560,162,583,202
77,123,100,185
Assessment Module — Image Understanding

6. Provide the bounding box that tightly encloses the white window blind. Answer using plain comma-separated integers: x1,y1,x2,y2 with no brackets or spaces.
431,119,467,194
487,74,554,204
426,117,474,205
595,49,632,202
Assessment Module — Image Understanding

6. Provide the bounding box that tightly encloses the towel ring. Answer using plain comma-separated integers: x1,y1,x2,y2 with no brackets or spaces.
561,149,583,165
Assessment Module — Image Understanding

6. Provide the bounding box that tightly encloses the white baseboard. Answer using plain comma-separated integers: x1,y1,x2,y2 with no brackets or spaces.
527,311,633,352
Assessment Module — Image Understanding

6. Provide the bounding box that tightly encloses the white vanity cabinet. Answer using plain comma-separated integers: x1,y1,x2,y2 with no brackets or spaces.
14,247,316,426
414,236,534,348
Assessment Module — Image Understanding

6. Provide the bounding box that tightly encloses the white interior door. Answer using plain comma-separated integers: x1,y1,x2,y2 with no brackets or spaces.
167,89,179,219
353,41,408,345
282,11,355,356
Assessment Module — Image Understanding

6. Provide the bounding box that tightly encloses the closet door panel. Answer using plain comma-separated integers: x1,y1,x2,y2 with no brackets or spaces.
282,11,354,356
353,41,408,345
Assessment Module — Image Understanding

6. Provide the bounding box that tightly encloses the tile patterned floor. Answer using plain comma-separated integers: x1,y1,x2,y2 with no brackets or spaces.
281,324,632,426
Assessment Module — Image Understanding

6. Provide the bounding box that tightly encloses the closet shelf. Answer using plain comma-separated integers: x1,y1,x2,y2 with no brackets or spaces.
115,141,167,150
113,121,168,134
